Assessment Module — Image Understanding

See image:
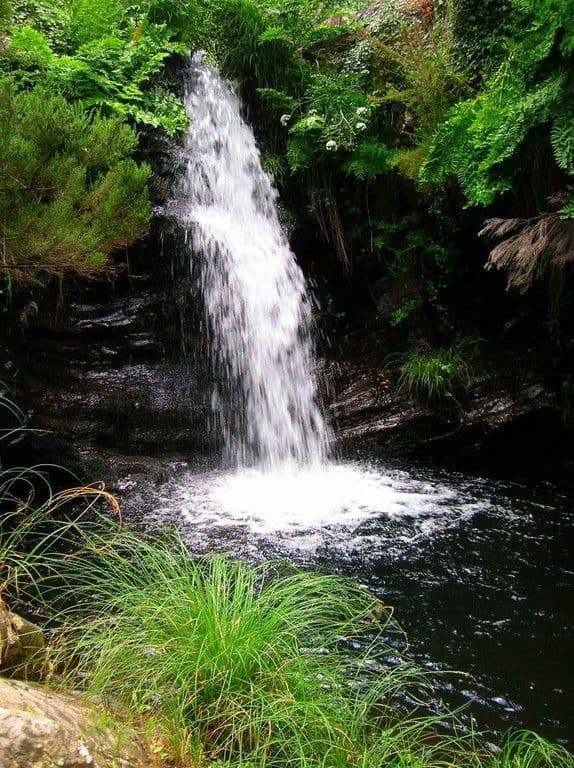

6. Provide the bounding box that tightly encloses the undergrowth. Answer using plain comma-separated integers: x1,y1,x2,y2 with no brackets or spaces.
46,533,413,767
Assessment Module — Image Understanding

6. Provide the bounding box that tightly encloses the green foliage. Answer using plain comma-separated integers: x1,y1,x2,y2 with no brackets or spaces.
69,0,124,45
0,0,202,298
559,188,574,219
343,139,395,180
422,0,574,206
3,13,188,135
1,0,571,336
7,25,55,67
398,338,477,403
551,110,574,174
447,0,516,82
0,0,10,23
496,731,574,768
203,0,307,92
50,530,412,767
389,298,418,328
381,10,471,154
0,81,151,286
7,0,71,54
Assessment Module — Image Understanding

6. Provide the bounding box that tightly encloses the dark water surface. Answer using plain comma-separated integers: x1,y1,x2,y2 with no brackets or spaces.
124,458,574,746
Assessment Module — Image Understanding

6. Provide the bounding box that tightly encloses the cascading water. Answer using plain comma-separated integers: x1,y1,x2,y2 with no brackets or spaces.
173,54,329,470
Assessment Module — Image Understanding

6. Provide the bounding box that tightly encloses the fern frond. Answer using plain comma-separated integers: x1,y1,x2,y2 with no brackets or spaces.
343,140,394,180
551,109,574,174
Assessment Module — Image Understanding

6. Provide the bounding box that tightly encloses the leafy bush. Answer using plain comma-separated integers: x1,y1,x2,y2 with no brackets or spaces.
421,0,574,206
374,7,472,178
3,9,188,134
446,0,516,83
0,81,151,286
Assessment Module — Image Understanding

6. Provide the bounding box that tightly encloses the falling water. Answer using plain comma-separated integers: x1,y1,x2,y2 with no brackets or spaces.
173,54,329,469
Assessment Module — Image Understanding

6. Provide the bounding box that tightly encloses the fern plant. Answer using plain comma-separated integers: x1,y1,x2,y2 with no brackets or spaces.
343,140,396,180
421,0,574,205
3,0,189,135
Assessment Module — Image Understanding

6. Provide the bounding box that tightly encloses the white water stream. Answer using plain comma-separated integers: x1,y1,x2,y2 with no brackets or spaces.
176,53,329,470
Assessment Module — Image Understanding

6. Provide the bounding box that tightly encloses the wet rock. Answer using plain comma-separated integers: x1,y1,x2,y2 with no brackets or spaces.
328,359,574,477
0,678,143,768
5,279,212,472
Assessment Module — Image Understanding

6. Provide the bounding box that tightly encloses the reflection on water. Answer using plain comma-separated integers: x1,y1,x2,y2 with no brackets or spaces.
127,459,574,746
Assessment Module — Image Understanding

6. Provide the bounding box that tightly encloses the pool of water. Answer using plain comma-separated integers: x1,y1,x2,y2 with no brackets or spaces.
125,458,574,746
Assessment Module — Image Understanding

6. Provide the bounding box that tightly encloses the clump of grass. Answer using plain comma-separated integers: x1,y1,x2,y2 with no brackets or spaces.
49,531,409,767
398,338,478,404
42,527,574,768
0,385,121,601
497,731,574,768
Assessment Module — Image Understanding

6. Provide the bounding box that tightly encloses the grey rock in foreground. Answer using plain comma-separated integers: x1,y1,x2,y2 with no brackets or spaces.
0,678,142,768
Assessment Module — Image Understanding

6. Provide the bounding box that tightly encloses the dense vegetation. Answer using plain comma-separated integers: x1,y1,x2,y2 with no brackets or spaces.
1,0,572,403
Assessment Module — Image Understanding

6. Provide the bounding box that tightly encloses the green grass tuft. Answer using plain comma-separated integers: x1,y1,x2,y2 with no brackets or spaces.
49,532,406,766
398,339,478,404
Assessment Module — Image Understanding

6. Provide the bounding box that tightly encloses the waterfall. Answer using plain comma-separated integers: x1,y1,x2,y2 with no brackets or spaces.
173,54,330,470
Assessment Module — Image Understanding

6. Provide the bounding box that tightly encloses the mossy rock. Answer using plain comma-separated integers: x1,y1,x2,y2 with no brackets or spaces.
0,597,45,679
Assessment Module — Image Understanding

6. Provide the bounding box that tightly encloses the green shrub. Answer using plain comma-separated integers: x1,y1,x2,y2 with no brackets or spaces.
421,0,574,206
3,0,189,135
0,81,151,287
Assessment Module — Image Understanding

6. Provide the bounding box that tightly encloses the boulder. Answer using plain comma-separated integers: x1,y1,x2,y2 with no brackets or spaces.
0,598,45,678
0,678,142,768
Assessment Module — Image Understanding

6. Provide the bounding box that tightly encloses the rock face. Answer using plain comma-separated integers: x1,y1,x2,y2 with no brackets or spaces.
328,358,574,478
0,679,142,768
3,276,215,481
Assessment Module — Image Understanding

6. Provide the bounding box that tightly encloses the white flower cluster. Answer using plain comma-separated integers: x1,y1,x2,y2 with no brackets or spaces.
280,114,291,127
326,140,338,152
355,107,369,132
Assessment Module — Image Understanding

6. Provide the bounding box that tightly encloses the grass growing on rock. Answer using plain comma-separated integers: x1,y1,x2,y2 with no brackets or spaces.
37,526,574,768
397,339,478,404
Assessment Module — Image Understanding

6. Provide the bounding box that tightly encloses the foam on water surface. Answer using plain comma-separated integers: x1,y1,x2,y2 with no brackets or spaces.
148,461,493,561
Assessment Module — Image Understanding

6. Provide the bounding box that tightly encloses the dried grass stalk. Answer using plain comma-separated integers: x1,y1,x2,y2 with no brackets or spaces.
480,213,574,291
